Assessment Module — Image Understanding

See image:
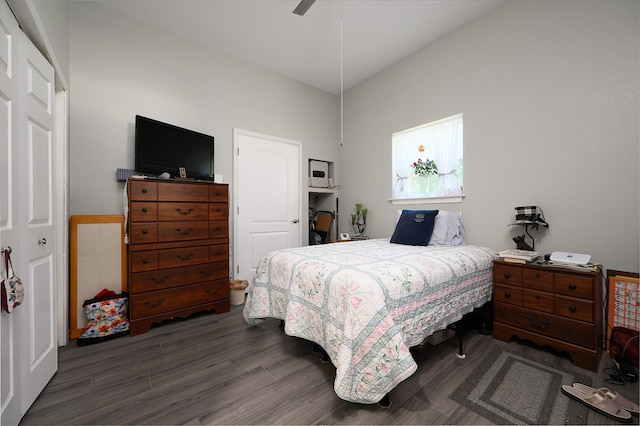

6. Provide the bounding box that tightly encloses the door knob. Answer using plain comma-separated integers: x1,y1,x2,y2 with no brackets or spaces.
38,238,47,245
292,219,299,223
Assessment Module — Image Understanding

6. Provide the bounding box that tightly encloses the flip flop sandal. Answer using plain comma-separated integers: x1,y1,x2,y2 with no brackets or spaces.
573,383,640,416
561,384,632,423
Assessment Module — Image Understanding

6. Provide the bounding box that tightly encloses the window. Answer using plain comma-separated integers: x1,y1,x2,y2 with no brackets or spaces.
391,113,463,202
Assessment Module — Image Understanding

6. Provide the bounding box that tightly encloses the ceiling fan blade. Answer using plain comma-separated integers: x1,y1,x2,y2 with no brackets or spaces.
293,0,316,16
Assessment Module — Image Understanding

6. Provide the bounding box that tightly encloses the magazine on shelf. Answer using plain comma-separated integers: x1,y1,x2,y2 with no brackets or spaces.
498,249,540,263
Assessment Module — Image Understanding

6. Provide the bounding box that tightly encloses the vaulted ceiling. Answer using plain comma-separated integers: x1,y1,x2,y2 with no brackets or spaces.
95,0,505,94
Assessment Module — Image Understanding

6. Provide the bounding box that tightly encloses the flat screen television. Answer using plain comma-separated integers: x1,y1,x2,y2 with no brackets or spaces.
135,115,214,180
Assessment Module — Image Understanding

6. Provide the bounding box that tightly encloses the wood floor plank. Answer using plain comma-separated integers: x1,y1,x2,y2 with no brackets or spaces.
19,305,639,425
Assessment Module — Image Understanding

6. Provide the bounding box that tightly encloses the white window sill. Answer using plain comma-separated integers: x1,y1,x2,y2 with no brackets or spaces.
389,195,465,205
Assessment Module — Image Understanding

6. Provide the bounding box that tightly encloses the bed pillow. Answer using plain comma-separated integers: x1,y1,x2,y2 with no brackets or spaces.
396,210,467,246
390,210,439,246
428,210,467,246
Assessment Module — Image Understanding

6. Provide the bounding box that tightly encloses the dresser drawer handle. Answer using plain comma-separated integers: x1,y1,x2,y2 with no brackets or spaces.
200,268,216,277
569,305,577,312
142,229,148,234
535,273,541,279
142,207,147,213
206,288,221,297
535,295,541,300
176,228,194,235
525,315,550,329
144,298,164,308
215,226,223,231
215,249,224,256
504,273,510,279
216,191,222,196
142,259,148,264
150,275,170,284
504,291,511,298
177,253,194,261
216,207,223,212
176,208,194,215
569,283,577,290
142,188,147,194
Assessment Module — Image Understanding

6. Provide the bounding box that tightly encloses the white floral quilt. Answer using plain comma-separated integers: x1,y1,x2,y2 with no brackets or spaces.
243,239,497,404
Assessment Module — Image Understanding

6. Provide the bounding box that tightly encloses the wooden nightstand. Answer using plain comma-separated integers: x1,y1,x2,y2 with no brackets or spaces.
492,260,602,371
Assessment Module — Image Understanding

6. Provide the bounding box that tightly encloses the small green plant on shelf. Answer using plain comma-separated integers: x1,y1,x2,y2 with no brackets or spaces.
350,203,367,236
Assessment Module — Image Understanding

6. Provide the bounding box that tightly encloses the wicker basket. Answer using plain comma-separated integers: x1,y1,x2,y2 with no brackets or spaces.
229,280,248,305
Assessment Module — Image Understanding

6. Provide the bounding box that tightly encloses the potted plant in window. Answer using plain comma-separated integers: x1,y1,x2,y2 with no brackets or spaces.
410,158,438,194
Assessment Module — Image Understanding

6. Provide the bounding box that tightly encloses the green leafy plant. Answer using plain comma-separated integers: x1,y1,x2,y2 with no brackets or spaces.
350,203,367,235
411,158,438,176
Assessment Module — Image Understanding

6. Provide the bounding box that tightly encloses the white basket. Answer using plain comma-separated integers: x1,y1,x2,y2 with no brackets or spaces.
230,288,246,305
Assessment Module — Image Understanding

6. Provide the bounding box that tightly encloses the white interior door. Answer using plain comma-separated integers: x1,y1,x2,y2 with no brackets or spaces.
0,3,57,423
1,2,23,424
19,30,57,414
233,129,301,281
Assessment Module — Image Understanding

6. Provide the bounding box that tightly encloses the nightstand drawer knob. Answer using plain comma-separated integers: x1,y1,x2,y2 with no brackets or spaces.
504,273,511,279
142,229,148,234
569,305,577,312
569,283,577,290
142,188,147,194
142,207,147,213
504,291,511,298
535,273,541,279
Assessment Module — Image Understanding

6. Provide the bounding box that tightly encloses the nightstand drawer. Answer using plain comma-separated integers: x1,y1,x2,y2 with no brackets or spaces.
495,302,594,348
494,263,522,285
522,269,554,292
555,273,593,299
522,289,554,313
494,284,522,305
555,295,593,322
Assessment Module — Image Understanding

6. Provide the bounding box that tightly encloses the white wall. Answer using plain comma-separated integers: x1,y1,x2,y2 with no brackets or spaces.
68,2,339,217
340,0,639,273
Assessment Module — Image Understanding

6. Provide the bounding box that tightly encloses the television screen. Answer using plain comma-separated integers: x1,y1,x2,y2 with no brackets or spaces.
135,115,214,180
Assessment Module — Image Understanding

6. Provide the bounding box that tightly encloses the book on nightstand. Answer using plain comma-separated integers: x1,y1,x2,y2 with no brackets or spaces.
498,249,540,264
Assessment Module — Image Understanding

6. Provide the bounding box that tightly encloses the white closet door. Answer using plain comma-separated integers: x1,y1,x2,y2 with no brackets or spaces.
18,17,57,416
0,2,57,424
0,1,23,424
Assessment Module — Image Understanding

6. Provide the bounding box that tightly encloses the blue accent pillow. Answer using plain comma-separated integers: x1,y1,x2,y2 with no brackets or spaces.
390,210,439,246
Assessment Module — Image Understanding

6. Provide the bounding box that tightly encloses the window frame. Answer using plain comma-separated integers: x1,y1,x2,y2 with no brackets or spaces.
390,113,464,205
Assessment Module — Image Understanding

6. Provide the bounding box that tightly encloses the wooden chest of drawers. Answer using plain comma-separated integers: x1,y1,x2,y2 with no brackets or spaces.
127,178,230,335
492,260,602,371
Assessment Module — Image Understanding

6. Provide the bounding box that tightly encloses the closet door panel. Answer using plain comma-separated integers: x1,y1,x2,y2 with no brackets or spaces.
19,28,57,419
0,1,22,425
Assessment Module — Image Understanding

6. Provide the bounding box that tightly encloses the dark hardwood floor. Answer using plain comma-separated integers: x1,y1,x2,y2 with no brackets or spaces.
20,304,638,425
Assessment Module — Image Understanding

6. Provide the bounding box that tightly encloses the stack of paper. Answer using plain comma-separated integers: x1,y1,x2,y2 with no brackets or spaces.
498,249,540,264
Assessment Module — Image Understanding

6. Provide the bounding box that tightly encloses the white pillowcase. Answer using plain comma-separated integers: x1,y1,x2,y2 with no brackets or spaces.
396,210,467,246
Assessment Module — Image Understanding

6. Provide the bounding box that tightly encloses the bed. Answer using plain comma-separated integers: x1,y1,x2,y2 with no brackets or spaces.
243,210,497,405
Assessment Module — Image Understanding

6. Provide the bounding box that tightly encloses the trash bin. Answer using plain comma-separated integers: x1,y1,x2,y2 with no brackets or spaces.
229,280,248,305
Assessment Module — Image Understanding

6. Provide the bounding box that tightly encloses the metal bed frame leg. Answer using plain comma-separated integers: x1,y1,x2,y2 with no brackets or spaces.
456,319,466,359
378,393,391,408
